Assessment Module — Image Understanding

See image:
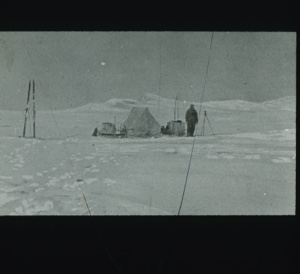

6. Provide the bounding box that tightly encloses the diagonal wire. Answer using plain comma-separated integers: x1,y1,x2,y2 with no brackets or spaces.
177,32,214,215
148,32,174,274
23,40,92,216
156,231,174,274
22,35,125,273
98,234,124,274
149,33,162,214
198,32,214,116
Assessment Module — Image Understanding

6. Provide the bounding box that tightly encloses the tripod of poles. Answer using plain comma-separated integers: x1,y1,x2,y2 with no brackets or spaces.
200,110,214,136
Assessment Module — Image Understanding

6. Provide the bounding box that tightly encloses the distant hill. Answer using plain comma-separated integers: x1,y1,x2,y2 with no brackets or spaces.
73,93,296,112
261,96,296,111
74,97,145,111
138,93,170,104
104,98,144,109
187,96,295,111
202,100,262,110
139,93,296,111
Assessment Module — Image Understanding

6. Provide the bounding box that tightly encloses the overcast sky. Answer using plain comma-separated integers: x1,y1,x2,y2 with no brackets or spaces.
0,32,296,110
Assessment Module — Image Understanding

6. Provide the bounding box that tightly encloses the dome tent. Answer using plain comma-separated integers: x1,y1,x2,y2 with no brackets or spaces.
121,107,161,138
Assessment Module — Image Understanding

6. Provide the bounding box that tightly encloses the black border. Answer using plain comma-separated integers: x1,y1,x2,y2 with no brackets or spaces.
1,216,298,272
0,4,298,32
0,11,298,273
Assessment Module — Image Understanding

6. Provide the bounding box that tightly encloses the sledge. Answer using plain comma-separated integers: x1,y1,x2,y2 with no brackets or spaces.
92,123,126,138
161,120,186,136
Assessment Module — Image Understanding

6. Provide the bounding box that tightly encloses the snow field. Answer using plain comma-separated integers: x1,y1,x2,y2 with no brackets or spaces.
0,96,295,215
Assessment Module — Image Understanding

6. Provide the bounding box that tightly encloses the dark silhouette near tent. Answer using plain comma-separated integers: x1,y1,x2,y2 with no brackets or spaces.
185,104,198,137
92,127,98,136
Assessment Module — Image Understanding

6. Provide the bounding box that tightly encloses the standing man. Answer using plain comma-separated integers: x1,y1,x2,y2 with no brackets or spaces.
185,104,198,137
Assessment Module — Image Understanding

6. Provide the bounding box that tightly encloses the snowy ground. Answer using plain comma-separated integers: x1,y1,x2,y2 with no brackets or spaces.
0,95,296,215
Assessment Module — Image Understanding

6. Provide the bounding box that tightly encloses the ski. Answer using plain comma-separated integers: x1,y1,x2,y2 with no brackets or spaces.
33,80,36,138
22,80,31,138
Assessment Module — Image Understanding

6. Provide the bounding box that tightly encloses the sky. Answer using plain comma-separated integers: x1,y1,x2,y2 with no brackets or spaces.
0,31,296,110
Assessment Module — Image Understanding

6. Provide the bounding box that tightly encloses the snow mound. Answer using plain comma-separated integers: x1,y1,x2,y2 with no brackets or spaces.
261,96,295,111
75,102,106,111
230,128,295,141
202,100,261,110
60,94,296,113
139,93,161,103
104,98,143,109
138,93,170,104
74,98,145,111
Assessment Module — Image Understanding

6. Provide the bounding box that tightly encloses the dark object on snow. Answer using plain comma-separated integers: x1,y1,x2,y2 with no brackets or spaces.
99,123,116,136
185,105,198,137
162,121,185,136
119,126,127,137
167,120,185,136
95,123,126,138
92,127,98,136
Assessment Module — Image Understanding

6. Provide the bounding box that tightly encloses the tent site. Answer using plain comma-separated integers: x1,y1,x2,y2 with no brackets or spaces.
0,32,295,216
0,91,295,215
93,106,185,138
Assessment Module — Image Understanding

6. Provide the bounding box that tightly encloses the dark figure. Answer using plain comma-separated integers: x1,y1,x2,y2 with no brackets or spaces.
165,124,170,135
185,104,198,137
92,127,98,137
